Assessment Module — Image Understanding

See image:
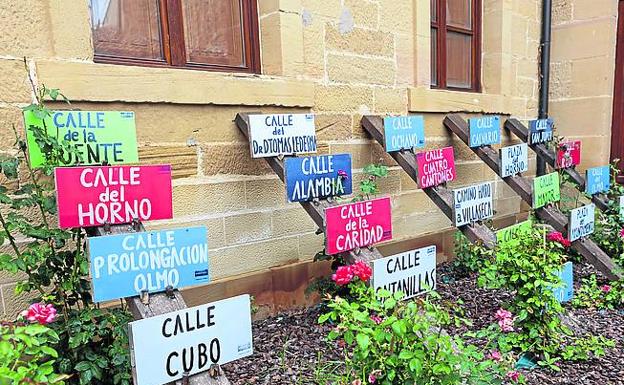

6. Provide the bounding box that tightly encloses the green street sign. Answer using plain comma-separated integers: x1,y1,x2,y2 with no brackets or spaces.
532,172,560,209
496,219,532,247
24,110,139,167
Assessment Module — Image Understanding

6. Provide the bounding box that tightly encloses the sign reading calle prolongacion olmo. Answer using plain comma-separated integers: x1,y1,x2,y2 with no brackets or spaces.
383,115,425,152
284,154,352,202
372,245,436,300
453,182,494,227
468,116,500,147
129,295,253,385
248,114,316,158
499,143,528,178
87,227,209,303
568,203,595,242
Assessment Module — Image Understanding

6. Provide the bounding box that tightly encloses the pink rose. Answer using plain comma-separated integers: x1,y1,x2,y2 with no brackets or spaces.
352,380,362,385
21,303,57,325
338,170,349,179
547,231,571,247
601,284,612,293
620,228,624,238
332,265,354,286
487,350,502,361
495,309,512,321
351,260,372,282
498,317,514,332
506,370,520,382
368,373,377,383
370,314,383,325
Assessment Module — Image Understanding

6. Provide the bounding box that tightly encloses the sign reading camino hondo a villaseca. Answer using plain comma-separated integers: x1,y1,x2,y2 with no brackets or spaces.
284,154,352,202
55,165,173,228
468,116,500,147
453,182,494,227
383,115,425,152
372,245,436,300
585,166,610,195
248,114,316,158
499,143,529,178
415,147,456,188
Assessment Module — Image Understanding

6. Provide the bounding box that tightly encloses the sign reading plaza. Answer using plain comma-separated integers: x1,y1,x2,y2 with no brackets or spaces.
248,114,316,158
468,116,500,147
55,165,173,228
87,227,209,303
532,172,560,209
585,166,610,195
499,143,528,178
415,147,456,188
383,115,425,152
568,203,595,242
284,154,352,202
325,197,393,255
372,245,436,300
528,118,554,144
129,295,253,385
453,182,494,227
24,110,138,167
555,140,581,169
496,220,532,247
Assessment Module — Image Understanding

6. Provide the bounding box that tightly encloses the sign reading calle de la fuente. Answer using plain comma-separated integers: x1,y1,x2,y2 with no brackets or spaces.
55,165,173,228
415,147,456,188
453,182,494,227
24,110,138,167
129,295,253,385
528,118,554,144
499,143,529,178
468,116,501,147
87,227,209,303
372,245,436,300
383,115,425,152
496,219,532,247
568,203,595,242
248,114,316,158
324,197,393,255
532,172,560,209
585,165,610,195
284,154,352,202
556,140,582,169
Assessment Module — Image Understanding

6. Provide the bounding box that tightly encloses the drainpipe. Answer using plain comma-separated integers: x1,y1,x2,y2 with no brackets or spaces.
537,0,552,176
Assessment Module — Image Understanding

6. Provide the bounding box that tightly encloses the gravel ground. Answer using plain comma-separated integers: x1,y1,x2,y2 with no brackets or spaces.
224,262,624,385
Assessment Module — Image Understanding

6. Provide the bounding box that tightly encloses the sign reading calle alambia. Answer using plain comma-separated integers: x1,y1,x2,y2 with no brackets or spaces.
568,203,595,242
453,182,494,227
468,116,500,147
129,295,253,385
324,197,393,255
248,114,316,158
372,245,436,300
499,143,528,178
383,115,426,152
54,165,173,228
284,154,352,202
415,147,456,188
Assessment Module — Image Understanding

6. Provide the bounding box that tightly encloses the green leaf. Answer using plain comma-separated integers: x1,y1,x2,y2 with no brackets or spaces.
356,333,370,350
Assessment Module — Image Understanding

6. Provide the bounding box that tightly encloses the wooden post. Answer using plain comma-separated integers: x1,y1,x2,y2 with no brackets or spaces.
361,115,497,249
505,118,610,211
444,113,622,280
234,112,385,263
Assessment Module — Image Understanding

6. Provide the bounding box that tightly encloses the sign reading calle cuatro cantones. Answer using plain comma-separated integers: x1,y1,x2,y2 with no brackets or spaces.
248,114,316,158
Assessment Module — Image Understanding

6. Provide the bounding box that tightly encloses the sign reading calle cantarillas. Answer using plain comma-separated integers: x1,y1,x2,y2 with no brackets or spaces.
585,165,610,195
87,227,209,303
532,172,560,209
453,182,494,227
468,116,501,147
248,114,316,158
283,154,352,202
528,118,554,144
568,203,595,242
415,147,456,188
129,295,253,385
496,219,532,247
383,115,425,152
372,245,436,300
24,110,139,167
54,165,173,228
499,143,529,178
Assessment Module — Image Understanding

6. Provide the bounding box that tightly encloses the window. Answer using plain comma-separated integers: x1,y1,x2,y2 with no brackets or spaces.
89,0,261,73
430,0,481,91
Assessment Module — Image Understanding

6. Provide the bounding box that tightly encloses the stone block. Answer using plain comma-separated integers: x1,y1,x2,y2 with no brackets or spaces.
1,282,37,320
145,216,226,250
315,113,353,141
139,145,197,179
0,59,31,104
392,191,435,218
301,0,341,18
550,96,612,137
552,0,573,24
373,87,408,114
173,180,246,216
271,208,317,237
245,178,297,210
571,56,615,98
329,143,372,168
343,0,379,29
325,25,394,57
48,0,93,59
201,144,273,176
552,19,617,61
224,212,272,245
326,54,395,86
380,0,414,33
0,1,52,57
302,14,325,78
314,84,374,113
573,0,618,21
298,232,325,260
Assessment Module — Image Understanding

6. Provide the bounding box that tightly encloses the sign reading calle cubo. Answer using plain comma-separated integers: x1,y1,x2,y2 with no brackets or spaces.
324,197,393,255
284,154,352,202
468,116,501,147
24,110,139,167
87,227,209,303
496,219,532,247
499,143,528,178
415,147,456,188
129,295,253,385
532,172,560,209
383,115,426,152
528,118,554,144
568,203,595,242
453,182,494,227
248,114,316,158
555,140,581,169
372,245,436,300
54,165,173,228
585,165,610,195
553,262,574,303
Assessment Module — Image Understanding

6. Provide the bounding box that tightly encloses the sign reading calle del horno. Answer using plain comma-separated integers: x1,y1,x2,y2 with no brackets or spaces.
248,114,317,158
372,245,436,300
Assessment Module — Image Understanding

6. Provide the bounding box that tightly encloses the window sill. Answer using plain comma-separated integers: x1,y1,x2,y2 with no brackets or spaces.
35,60,314,107
408,87,525,115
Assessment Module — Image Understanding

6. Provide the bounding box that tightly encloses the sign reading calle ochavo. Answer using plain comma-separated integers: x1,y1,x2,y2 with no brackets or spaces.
528,118,554,144
248,114,316,158
87,227,209,303
129,295,253,385
468,116,501,147
324,197,393,255
532,172,560,209
383,115,425,152
415,147,456,188
372,245,436,300
568,203,595,242
24,110,139,167
453,182,494,227
556,140,581,169
54,165,173,228
499,143,529,178
496,220,532,247
284,154,352,202
585,165,610,195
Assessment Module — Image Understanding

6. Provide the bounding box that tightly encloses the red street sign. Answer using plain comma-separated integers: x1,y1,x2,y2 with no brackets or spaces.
415,147,456,188
556,140,581,169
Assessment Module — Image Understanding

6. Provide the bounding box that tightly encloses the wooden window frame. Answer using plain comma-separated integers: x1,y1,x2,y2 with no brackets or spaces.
93,0,261,74
430,0,482,92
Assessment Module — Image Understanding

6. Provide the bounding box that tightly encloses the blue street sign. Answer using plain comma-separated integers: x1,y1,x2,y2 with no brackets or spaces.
87,226,209,303
468,116,501,147
383,116,426,152
284,154,352,202
553,261,574,303
528,118,554,144
585,165,610,195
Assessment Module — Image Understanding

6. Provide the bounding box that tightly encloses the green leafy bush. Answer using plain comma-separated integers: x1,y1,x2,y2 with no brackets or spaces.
572,274,624,310
449,231,489,278
590,164,624,266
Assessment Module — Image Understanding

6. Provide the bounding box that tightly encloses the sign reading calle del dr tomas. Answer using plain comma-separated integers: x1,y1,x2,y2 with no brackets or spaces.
568,203,595,242
532,172,560,209
468,116,501,147
415,147,456,188
284,154,352,203
87,227,209,303
453,182,494,227
499,143,528,178
129,295,253,385
383,115,426,152
585,165,610,195
528,118,554,145
248,114,316,158
372,245,436,300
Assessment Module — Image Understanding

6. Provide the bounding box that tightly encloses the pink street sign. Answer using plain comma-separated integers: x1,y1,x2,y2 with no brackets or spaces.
415,147,456,188
556,140,581,169
55,165,173,228
325,196,393,255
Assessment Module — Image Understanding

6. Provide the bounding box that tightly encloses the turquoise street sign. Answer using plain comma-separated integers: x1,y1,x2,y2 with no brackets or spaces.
383,115,425,152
